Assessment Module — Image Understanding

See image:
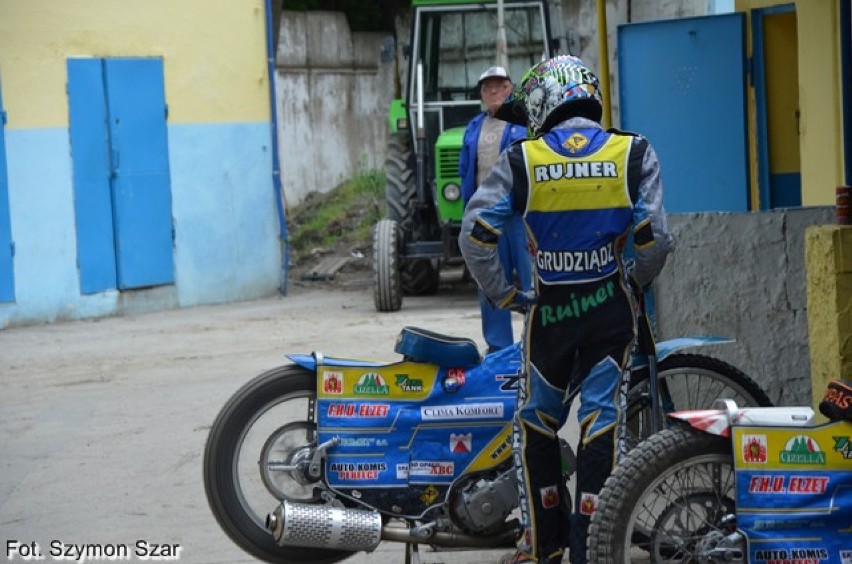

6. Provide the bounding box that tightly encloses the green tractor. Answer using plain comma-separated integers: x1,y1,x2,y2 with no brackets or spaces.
372,0,556,311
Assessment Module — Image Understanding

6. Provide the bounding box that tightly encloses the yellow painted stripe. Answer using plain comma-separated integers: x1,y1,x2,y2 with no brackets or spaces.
0,0,269,128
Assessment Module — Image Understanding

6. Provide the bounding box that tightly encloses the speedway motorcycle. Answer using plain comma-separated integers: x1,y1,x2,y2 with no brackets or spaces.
587,381,852,563
203,325,770,564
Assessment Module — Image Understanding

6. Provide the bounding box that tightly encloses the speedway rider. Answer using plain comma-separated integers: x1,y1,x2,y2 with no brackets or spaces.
458,56,674,564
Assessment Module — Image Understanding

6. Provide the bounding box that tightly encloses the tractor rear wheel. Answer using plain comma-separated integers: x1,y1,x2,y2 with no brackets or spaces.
384,133,441,297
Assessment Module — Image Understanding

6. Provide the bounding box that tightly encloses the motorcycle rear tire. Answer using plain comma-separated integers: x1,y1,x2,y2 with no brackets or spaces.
587,424,734,563
625,353,771,449
203,365,354,564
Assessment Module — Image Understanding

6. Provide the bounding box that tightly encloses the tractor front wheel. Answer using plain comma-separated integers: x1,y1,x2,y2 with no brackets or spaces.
372,218,402,312
384,133,440,297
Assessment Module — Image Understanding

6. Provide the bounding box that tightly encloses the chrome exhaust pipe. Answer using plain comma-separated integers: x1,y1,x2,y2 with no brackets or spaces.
267,500,382,551
267,501,517,551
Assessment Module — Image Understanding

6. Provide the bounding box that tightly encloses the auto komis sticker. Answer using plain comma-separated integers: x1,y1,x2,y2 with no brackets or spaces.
753,547,829,564
329,461,387,480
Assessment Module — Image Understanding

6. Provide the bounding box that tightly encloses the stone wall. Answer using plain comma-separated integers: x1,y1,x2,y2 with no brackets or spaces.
275,11,395,205
654,207,836,406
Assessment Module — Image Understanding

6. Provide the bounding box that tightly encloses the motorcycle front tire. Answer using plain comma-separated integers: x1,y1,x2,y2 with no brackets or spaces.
587,424,734,563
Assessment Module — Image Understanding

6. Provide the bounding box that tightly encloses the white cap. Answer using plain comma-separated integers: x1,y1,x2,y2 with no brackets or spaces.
477,66,510,86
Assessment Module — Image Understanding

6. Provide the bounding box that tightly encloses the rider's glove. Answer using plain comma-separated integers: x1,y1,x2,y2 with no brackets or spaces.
506,288,537,313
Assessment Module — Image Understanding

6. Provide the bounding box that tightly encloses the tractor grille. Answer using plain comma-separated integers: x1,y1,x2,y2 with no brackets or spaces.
438,147,461,178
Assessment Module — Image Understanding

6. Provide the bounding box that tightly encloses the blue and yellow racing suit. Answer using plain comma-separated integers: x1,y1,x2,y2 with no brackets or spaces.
459,117,674,564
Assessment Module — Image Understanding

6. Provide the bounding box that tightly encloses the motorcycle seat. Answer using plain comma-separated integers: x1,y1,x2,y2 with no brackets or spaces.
395,326,481,367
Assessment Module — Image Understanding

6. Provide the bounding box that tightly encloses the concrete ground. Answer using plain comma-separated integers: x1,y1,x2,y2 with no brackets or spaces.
0,276,540,564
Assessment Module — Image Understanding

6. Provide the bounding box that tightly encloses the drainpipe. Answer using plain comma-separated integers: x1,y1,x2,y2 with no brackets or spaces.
265,0,290,295
596,0,612,128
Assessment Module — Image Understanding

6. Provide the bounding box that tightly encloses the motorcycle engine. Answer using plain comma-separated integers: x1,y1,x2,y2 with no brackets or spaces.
449,468,518,534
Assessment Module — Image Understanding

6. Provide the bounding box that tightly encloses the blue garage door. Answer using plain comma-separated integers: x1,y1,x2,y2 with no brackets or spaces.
618,14,749,212
68,58,174,293
0,78,14,302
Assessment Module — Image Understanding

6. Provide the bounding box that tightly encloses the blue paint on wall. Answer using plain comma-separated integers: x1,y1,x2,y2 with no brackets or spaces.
0,121,280,328
169,122,280,306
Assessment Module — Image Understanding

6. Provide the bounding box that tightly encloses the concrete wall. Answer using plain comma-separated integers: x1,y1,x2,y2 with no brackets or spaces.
275,11,395,205
805,225,852,415
655,207,836,406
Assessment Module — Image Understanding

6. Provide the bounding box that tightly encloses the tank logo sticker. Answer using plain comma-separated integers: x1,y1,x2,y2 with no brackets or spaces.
833,436,851,459
394,374,424,392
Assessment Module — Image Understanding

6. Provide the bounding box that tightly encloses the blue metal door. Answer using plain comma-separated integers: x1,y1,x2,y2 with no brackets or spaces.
618,14,749,212
104,59,174,289
0,78,14,302
68,58,174,292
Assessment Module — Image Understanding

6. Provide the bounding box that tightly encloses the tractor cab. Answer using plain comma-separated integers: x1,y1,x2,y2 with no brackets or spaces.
375,1,554,311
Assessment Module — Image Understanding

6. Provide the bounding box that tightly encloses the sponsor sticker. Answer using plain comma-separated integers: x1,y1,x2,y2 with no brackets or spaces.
496,372,521,392
833,436,852,459
579,492,597,516
747,475,829,494
420,485,440,505
421,402,504,421
396,463,409,480
780,435,826,466
450,433,472,454
742,434,768,463
326,403,389,417
322,371,344,395
329,462,387,481
753,548,829,563
354,372,389,395
489,433,513,460
409,461,454,477
540,485,559,509
394,374,424,392
442,368,467,393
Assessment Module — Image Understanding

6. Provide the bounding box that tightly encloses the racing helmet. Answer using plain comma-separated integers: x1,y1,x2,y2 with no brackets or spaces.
516,55,603,135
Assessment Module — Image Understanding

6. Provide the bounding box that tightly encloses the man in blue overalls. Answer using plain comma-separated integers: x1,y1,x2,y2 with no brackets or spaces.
459,65,532,353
